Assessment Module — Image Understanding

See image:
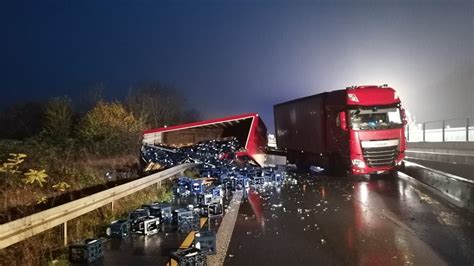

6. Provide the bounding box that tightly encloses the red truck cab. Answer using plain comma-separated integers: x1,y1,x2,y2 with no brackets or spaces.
341,85,406,175
274,84,407,176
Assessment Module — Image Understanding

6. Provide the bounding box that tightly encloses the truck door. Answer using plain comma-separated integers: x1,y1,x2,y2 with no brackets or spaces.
327,107,349,158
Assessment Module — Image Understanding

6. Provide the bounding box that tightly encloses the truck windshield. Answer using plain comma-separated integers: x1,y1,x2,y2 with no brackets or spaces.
349,107,403,130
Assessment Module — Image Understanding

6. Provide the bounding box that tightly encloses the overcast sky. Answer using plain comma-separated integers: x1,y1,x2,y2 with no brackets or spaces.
1,0,472,132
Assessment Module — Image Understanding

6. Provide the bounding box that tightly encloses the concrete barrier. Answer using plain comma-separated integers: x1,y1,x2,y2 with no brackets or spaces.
407,142,474,153
406,142,474,168
401,161,474,213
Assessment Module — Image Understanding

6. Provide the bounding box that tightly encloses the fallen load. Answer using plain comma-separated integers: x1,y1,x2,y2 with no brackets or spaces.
169,247,207,266
141,137,242,172
68,238,104,263
141,136,287,186
142,113,269,168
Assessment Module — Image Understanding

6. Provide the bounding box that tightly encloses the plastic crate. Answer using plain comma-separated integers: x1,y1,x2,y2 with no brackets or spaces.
194,230,216,255
170,247,207,266
107,219,129,239
68,238,104,263
191,180,204,195
131,216,161,235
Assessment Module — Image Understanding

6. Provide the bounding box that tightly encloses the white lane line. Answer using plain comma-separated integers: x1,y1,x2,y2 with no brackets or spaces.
207,190,243,266
406,150,474,157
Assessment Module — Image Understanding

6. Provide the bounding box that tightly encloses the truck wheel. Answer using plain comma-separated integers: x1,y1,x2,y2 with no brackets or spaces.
328,154,346,177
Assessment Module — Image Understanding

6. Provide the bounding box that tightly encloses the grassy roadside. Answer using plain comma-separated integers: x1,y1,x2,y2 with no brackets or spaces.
0,182,174,266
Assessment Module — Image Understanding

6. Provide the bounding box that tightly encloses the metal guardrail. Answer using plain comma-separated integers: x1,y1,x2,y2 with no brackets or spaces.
0,163,195,249
406,117,474,142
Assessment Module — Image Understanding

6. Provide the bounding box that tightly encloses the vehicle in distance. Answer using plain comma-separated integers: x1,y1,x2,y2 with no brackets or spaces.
274,85,407,175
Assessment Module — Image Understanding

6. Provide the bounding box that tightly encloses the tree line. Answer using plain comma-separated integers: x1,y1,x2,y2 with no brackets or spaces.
0,82,201,217
0,83,200,156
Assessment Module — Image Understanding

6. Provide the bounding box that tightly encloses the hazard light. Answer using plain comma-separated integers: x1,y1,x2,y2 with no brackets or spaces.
351,159,366,168
394,91,400,100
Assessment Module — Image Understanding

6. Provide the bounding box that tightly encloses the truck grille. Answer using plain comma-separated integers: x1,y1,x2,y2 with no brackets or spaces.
362,146,398,167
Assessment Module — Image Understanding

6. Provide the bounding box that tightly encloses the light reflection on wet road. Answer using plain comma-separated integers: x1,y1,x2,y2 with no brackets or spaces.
225,174,474,265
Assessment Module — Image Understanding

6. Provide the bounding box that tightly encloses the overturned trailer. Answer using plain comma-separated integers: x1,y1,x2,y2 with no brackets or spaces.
142,113,268,166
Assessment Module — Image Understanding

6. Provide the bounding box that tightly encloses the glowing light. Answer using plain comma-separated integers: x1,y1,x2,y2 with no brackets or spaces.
352,159,366,168
359,182,368,204
348,93,359,102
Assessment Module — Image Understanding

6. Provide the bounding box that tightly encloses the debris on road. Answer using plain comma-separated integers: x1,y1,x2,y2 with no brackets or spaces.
169,247,207,265
68,238,104,264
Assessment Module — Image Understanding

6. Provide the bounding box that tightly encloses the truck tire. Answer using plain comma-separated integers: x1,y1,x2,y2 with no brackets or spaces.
328,154,346,177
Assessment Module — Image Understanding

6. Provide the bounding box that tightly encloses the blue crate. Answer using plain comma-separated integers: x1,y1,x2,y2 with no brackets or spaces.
68,238,104,263
107,219,129,239
191,179,204,195
253,176,265,186
198,193,213,206
209,203,223,216
142,203,162,217
170,247,207,265
177,176,191,187
157,204,173,223
174,185,191,197
172,208,195,225
194,230,216,255
210,186,223,198
128,208,149,223
131,216,161,235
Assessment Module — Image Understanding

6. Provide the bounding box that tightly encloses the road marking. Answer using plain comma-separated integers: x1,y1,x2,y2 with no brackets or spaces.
406,150,474,157
334,184,416,235
207,190,243,266
169,217,208,266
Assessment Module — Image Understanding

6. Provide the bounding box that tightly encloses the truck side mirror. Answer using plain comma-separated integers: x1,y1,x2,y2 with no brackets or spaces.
338,111,348,131
400,108,408,125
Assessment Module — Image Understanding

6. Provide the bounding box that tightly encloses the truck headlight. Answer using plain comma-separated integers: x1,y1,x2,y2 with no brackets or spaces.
351,159,366,168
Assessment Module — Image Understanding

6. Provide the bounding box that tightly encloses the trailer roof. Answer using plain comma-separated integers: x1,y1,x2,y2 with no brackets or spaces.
143,113,260,135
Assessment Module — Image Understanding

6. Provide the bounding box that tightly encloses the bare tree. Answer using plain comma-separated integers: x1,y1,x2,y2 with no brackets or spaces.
127,83,193,128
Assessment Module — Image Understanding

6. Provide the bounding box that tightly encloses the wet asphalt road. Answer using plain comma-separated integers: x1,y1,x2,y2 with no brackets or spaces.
225,174,474,266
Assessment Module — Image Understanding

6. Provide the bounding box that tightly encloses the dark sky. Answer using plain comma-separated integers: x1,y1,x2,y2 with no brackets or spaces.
1,0,472,132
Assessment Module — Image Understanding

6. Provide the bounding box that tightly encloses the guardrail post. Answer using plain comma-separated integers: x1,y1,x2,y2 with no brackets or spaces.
422,123,426,142
442,120,445,142
63,222,68,246
467,118,470,142
111,200,115,213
